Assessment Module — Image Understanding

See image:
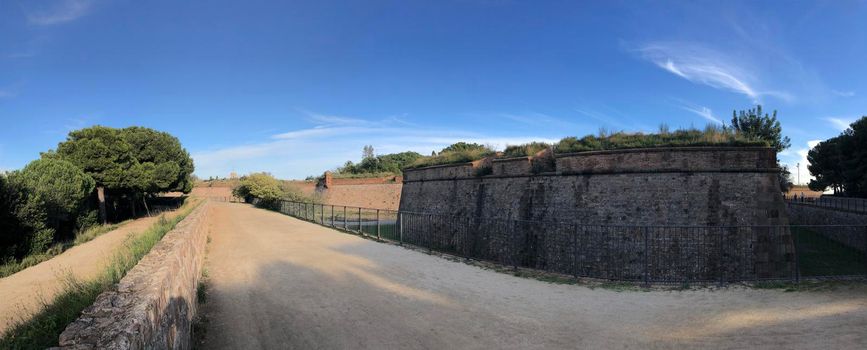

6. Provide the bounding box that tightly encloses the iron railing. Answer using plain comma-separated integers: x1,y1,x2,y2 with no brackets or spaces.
784,194,867,214
251,198,867,284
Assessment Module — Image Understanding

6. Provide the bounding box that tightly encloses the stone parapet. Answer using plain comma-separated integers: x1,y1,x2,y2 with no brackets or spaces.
55,202,211,350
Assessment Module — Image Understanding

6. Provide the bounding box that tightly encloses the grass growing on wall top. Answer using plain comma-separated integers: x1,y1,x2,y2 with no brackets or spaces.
555,126,768,154
502,142,552,158
0,200,200,350
404,125,770,170
405,147,496,169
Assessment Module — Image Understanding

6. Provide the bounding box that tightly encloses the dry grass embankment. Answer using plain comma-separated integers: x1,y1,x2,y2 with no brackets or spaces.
0,200,201,349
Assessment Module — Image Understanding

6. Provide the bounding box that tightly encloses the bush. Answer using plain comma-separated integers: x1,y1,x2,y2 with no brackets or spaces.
233,173,283,207
406,143,495,169
503,142,551,158
337,151,422,176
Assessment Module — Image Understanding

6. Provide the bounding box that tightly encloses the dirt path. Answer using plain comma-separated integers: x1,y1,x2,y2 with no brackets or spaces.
0,200,197,335
202,202,867,349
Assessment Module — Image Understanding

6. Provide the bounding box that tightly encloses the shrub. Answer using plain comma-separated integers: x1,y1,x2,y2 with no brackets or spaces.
337,151,422,176
503,142,551,158
406,145,496,169
11,158,95,228
233,173,283,207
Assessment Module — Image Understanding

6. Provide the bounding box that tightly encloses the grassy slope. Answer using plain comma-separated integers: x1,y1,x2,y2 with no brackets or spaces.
0,201,200,349
0,222,127,278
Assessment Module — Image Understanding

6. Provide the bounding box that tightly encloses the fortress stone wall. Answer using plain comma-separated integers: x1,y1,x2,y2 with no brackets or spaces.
398,147,793,281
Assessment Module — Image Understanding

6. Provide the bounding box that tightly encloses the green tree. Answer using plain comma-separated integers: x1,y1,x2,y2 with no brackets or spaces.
10,158,95,228
730,105,792,191
730,105,791,153
121,127,195,214
808,136,845,194
336,151,422,175
0,174,27,259
55,126,194,221
807,116,867,197
362,145,375,160
6,158,95,253
439,142,489,154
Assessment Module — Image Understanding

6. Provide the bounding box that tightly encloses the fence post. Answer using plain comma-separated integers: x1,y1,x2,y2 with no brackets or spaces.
358,207,362,234
376,209,381,240
343,206,347,230
643,226,650,287
399,212,404,245
330,205,334,227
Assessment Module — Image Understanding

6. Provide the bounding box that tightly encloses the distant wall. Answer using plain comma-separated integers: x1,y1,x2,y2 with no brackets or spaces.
399,147,793,281
787,203,867,252
57,203,210,349
289,173,402,210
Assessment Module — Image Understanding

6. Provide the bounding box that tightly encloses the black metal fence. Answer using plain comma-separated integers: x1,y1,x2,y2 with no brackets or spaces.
784,194,867,214
254,199,867,284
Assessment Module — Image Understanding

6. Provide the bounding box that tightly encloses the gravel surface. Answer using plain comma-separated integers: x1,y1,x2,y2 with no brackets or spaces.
201,202,867,349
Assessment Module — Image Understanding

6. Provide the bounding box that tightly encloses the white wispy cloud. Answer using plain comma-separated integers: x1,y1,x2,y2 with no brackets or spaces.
636,42,792,103
681,105,722,124
575,108,632,130
825,117,854,131
831,90,855,97
27,0,93,25
192,111,558,179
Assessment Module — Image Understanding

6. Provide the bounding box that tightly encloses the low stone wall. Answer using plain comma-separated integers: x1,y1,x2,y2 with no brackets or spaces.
56,203,211,350
787,203,867,252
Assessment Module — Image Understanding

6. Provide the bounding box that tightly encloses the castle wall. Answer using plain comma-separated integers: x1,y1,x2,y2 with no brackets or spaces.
398,147,793,281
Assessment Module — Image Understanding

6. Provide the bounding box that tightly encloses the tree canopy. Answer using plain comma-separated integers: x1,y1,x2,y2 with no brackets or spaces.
438,142,489,154
337,151,423,175
730,105,791,153
730,105,793,191
55,126,194,194
9,158,95,225
808,116,867,196
2,158,95,255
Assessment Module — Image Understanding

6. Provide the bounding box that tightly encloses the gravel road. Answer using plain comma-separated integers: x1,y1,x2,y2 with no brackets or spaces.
201,202,867,349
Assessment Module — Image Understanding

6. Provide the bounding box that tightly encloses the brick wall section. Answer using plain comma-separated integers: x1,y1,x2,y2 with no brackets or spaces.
55,203,211,350
787,203,867,252
400,147,793,281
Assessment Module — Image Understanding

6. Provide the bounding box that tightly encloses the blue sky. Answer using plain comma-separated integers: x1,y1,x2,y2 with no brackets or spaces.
1,0,865,181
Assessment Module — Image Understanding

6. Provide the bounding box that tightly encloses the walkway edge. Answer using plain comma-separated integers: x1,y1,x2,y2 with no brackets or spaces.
55,202,211,349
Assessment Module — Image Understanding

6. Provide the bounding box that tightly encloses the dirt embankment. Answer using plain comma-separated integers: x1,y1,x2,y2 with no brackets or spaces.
0,201,198,336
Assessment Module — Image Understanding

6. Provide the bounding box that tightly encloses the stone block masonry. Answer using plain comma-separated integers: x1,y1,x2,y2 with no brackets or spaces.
787,203,867,253
399,147,794,281
55,202,211,350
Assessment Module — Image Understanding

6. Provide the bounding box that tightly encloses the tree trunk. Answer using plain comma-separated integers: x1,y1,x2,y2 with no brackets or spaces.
142,195,151,217
97,186,107,224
